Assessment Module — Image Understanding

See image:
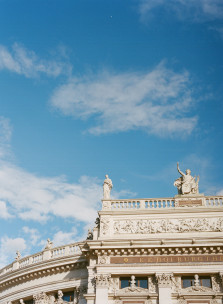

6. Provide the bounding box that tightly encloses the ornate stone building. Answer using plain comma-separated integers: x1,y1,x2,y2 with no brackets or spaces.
1,168,223,304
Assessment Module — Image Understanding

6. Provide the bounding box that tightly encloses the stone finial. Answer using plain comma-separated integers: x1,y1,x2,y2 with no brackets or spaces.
44,238,53,250
130,275,136,288
174,162,199,195
103,174,113,199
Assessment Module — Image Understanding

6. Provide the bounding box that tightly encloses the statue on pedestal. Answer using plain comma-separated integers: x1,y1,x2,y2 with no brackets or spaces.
103,174,113,199
174,162,199,195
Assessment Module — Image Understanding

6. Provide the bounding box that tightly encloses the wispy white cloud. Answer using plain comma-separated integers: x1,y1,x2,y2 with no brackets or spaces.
0,164,102,223
0,200,12,219
52,227,78,247
0,116,12,159
50,62,197,136
139,0,223,22
22,226,40,246
0,43,72,78
0,236,27,268
0,116,132,226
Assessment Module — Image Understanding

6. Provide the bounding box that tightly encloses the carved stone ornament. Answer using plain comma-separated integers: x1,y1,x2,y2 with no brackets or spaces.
148,276,157,293
56,290,63,304
33,292,50,304
103,174,113,199
212,275,222,292
172,276,181,292
100,217,110,235
109,277,119,293
95,273,111,287
113,217,223,234
174,162,199,195
44,238,53,250
156,273,173,288
183,285,214,293
98,255,110,264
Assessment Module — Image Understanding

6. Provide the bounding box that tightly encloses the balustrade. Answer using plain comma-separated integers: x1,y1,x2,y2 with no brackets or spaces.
107,196,223,211
0,242,82,277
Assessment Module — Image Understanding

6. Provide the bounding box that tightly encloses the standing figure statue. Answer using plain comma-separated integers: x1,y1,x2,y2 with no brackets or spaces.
174,162,199,195
103,174,113,199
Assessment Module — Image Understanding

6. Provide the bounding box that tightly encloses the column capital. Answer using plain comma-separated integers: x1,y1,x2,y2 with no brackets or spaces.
95,273,111,288
156,272,173,288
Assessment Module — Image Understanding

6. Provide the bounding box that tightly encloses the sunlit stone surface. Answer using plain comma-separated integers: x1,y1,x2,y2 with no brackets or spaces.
0,172,223,304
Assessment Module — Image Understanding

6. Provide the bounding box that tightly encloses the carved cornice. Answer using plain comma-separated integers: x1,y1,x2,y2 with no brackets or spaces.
92,245,223,257
0,261,88,291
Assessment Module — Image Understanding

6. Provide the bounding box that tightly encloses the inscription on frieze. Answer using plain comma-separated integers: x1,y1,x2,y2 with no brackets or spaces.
178,199,203,207
110,255,223,264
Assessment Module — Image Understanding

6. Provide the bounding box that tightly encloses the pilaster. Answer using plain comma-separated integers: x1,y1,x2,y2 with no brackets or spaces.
156,273,173,304
95,274,110,304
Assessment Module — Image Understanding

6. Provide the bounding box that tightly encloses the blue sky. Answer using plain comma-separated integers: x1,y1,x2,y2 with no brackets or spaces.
0,0,223,267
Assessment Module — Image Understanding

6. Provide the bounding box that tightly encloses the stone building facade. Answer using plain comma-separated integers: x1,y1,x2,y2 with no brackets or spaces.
0,171,223,304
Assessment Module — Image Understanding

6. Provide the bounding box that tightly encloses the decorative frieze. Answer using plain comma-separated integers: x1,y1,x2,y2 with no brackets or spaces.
156,273,173,288
113,217,223,234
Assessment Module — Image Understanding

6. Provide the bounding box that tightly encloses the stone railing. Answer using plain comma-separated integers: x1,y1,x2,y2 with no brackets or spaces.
0,242,82,277
102,196,223,211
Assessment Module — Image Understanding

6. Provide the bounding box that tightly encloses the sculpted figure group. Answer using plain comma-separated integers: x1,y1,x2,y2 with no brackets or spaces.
174,162,199,195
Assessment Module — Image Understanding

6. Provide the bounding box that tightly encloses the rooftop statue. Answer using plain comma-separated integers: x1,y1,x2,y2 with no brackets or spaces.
174,162,199,195
103,174,113,199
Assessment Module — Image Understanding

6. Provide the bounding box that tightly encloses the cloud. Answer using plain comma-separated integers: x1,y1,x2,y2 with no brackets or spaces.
0,43,72,78
0,200,12,219
22,227,40,246
52,227,78,247
0,163,103,223
0,236,26,268
0,116,12,159
139,0,223,22
50,63,197,137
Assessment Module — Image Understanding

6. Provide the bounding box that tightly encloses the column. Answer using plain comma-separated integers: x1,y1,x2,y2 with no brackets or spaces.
95,274,110,304
156,273,173,304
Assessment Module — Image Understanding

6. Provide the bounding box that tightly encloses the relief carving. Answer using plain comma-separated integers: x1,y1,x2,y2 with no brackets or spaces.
109,277,119,293
148,276,157,293
114,217,223,234
212,275,222,292
172,276,181,292
33,292,50,304
98,255,110,264
100,217,110,235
